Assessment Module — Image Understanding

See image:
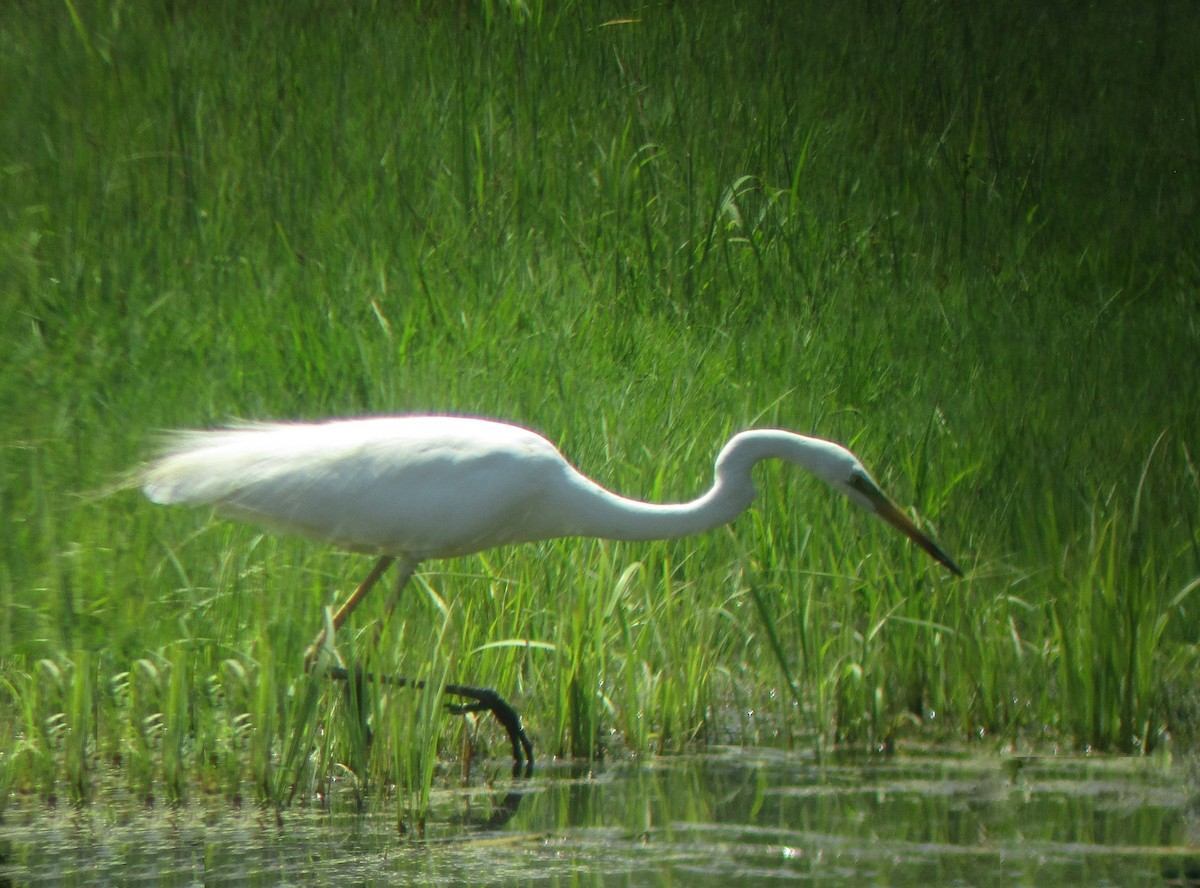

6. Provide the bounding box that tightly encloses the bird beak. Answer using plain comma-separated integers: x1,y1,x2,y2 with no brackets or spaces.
848,474,964,576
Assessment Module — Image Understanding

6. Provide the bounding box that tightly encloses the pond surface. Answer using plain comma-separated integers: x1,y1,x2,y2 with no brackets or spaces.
2,747,1197,886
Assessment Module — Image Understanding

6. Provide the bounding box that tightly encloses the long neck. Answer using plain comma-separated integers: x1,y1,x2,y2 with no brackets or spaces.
550,430,831,542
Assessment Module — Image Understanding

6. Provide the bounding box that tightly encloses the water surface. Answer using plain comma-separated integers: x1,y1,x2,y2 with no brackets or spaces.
2,747,1196,886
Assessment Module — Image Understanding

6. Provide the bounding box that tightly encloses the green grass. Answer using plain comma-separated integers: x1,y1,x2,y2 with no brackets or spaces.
2,0,1198,816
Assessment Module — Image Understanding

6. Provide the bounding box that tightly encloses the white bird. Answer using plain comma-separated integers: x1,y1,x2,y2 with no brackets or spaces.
141,415,962,769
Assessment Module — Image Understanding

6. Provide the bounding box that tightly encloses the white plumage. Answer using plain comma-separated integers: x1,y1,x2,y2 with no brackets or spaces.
143,414,961,571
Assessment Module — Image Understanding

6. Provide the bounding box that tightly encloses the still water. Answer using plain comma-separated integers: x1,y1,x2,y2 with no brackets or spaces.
2,747,1197,886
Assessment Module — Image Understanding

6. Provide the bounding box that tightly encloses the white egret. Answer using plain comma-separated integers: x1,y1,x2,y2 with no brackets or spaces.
141,415,962,770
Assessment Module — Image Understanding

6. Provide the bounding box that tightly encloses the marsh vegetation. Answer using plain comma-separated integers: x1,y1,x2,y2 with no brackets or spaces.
1,0,1198,829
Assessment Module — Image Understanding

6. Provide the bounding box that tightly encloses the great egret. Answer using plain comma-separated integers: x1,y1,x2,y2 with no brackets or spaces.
141,415,962,771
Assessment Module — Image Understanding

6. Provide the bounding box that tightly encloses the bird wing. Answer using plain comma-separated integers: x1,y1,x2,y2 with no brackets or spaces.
141,417,570,559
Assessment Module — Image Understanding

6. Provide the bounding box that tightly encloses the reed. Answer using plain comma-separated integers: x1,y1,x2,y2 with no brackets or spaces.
1,0,1197,808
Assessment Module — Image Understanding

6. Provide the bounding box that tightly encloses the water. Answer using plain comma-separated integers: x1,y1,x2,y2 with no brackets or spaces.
2,747,1196,886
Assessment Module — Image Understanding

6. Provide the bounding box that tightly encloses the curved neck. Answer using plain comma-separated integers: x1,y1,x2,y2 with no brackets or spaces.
559,475,753,542
551,430,837,542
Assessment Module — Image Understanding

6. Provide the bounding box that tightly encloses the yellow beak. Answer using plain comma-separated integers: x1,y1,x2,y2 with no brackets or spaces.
848,474,963,576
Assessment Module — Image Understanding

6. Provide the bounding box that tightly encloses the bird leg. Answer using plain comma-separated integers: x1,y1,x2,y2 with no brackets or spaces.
306,555,534,776
325,665,534,778
303,554,396,670
441,682,534,778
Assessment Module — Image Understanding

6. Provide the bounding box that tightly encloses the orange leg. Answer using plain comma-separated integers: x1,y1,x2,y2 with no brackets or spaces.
304,554,533,775
304,554,402,669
